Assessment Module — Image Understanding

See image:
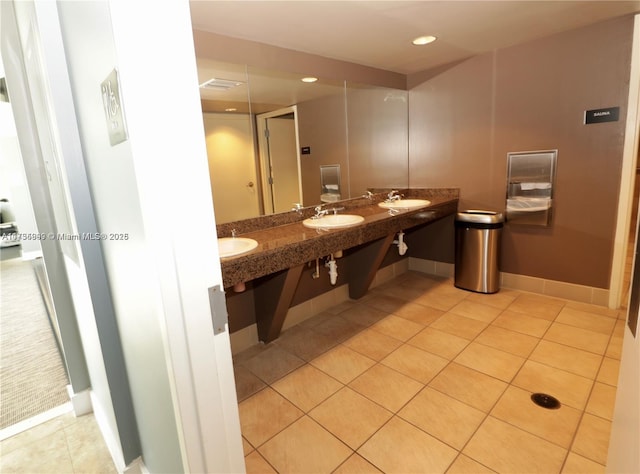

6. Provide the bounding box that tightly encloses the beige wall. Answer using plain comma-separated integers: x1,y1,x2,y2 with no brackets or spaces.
192,30,405,90
297,93,348,205
195,16,634,290
203,113,260,223
347,86,409,197
408,15,634,289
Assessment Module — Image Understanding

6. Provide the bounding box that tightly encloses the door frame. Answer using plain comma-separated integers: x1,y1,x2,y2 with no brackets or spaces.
2,1,245,471
256,105,303,213
610,13,640,310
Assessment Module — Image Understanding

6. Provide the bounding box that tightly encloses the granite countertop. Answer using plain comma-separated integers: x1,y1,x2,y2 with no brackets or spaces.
218,188,459,288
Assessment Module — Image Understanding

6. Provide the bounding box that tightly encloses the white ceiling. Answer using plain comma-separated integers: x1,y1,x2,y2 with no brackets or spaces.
190,1,640,75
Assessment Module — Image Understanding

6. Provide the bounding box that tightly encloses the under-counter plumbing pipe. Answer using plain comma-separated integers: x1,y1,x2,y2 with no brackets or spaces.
326,254,338,285
312,258,321,279
394,231,408,256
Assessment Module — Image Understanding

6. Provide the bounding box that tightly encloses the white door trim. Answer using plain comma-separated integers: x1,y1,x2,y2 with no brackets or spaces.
256,105,303,213
610,13,640,310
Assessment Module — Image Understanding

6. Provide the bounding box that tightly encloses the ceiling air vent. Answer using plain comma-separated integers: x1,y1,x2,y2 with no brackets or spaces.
199,78,244,91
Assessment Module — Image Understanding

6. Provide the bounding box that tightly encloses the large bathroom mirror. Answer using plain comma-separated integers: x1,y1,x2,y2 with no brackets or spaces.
198,59,409,224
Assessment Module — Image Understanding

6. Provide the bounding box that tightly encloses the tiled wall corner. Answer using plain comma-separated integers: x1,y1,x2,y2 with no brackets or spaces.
408,257,436,274
591,288,611,308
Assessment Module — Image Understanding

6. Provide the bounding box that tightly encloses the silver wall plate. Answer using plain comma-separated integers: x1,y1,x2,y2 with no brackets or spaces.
506,150,557,227
101,68,128,146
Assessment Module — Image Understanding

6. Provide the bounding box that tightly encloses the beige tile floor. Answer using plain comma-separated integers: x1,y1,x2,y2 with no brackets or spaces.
235,272,624,474
0,411,117,473
1,272,625,473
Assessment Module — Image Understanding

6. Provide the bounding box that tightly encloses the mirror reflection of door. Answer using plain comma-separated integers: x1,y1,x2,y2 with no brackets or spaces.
257,106,302,214
203,113,260,222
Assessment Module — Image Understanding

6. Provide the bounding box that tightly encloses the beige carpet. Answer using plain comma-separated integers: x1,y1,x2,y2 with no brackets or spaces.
0,258,69,429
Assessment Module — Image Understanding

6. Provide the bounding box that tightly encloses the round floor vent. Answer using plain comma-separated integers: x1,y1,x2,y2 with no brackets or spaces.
531,393,561,409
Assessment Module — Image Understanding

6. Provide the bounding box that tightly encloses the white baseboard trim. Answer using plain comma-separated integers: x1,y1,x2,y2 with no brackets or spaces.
408,257,610,306
124,456,148,474
21,250,43,261
0,402,73,441
67,385,92,416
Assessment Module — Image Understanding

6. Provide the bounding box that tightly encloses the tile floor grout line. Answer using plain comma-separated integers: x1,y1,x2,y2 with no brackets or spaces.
235,275,621,473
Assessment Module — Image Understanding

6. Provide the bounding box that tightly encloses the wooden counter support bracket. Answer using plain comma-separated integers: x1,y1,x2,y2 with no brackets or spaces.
348,233,396,300
254,263,305,343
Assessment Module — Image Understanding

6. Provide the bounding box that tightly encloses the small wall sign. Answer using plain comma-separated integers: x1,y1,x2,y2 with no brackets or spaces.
101,68,129,146
301,146,311,155
584,106,620,124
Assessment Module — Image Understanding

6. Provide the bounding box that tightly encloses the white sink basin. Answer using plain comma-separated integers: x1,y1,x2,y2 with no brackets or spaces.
378,199,431,210
303,214,365,229
218,237,258,258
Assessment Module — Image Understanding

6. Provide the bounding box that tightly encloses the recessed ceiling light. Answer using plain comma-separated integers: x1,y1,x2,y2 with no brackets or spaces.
301,77,318,83
225,108,237,112
412,35,437,46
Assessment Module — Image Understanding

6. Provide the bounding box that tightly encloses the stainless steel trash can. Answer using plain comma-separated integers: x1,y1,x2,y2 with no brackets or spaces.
455,210,504,294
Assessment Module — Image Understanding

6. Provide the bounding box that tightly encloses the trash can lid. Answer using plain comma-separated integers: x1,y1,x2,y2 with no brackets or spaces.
456,210,504,224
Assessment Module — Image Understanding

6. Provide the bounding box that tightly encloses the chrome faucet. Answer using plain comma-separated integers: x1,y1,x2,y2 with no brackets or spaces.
386,190,402,202
363,191,374,200
292,203,303,215
231,228,237,238
312,205,329,219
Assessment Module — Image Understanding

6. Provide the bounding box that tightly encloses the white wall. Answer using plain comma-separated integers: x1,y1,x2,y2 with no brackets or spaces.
607,324,640,472
56,1,243,472
203,112,260,222
55,2,184,471
3,1,137,468
607,14,640,473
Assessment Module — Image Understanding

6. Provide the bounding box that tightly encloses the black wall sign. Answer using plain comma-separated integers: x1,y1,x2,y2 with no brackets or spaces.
301,146,311,155
585,106,620,124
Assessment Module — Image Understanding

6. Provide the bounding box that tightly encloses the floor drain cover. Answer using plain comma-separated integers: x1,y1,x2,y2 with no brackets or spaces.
531,393,561,409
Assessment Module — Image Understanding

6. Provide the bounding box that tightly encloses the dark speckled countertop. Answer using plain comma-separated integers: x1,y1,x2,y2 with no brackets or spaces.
217,188,459,288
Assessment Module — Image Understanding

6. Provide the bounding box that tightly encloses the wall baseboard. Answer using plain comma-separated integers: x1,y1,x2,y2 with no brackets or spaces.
229,260,410,353
0,402,72,441
67,385,92,416
230,256,613,353
408,257,610,307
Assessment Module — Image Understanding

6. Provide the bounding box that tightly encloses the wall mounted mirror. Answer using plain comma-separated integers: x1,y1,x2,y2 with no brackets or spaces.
197,59,409,224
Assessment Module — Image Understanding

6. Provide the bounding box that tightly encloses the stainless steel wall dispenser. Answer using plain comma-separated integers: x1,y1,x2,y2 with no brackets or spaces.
506,150,557,227
320,164,341,203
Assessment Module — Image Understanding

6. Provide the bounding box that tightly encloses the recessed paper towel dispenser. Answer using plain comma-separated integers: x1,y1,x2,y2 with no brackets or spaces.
320,164,341,203
506,150,557,227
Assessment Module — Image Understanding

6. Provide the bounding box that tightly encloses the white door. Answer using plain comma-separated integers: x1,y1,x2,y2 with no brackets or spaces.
203,112,260,222
267,115,301,213
257,106,303,214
